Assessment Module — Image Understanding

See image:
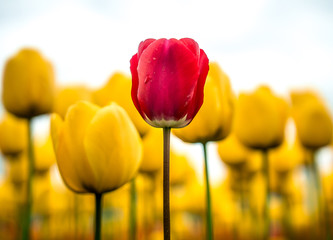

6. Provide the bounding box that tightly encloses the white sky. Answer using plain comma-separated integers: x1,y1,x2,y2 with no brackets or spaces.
0,0,333,183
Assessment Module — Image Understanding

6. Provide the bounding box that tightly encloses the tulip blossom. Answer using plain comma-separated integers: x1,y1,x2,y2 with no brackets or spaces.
2,48,55,119
34,136,56,174
130,38,209,240
173,62,234,143
93,72,150,137
130,38,209,128
51,101,142,194
290,90,332,150
0,113,27,157
234,86,289,150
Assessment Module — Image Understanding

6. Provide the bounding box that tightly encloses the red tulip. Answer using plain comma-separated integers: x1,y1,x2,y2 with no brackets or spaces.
130,38,209,128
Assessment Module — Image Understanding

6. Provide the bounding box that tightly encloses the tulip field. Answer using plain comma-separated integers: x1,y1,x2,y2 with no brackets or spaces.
1,1,333,240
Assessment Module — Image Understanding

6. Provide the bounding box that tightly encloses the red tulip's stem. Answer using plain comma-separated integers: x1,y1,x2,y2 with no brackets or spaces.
202,143,213,240
94,193,103,240
22,118,34,240
130,178,137,240
262,149,270,240
163,127,171,240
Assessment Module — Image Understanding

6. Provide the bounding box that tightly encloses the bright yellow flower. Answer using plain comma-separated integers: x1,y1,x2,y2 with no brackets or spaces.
291,90,332,149
93,72,150,137
50,101,143,194
2,48,55,118
217,133,252,168
140,128,163,174
173,62,234,143
53,85,92,119
34,135,56,174
0,113,27,157
234,86,288,149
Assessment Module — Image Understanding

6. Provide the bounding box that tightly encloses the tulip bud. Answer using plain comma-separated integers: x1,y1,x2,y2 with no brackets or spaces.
51,101,142,194
53,85,92,119
93,72,150,137
290,90,332,149
233,86,289,150
173,62,234,143
0,113,27,157
130,38,209,128
217,133,252,168
2,48,55,118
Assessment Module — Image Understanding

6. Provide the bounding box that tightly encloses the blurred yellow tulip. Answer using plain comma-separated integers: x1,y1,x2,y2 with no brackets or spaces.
140,128,163,174
50,101,142,194
290,90,332,149
170,151,194,186
234,86,289,149
53,85,92,119
217,133,252,168
270,138,304,174
34,135,56,174
0,113,27,157
173,62,234,143
93,72,150,137
6,154,28,185
2,48,55,118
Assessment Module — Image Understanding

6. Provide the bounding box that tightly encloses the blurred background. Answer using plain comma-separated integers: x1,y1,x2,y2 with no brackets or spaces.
0,0,333,239
1,0,333,182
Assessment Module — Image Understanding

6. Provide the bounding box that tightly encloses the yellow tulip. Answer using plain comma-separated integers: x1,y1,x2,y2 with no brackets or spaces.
6,154,28,185
0,113,27,157
234,86,289,149
270,137,304,174
217,133,252,168
53,85,92,119
93,72,150,137
173,62,234,143
290,90,332,149
2,48,55,118
34,135,56,174
170,150,194,186
51,101,142,194
140,128,163,174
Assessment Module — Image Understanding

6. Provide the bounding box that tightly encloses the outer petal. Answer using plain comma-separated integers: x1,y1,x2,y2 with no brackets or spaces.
50,113,84,192
55,101,100,193
184,49,209,124
137,38,200,127
130,54,145,119
138,38,156,59
84,102,142,194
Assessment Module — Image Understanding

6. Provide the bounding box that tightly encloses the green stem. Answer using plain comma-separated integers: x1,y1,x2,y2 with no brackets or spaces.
22,118,34,240
163,127,171,240
262,149,270,240
130,178,137,240
202,143,213,240
309,150,326,238
95,193,103,240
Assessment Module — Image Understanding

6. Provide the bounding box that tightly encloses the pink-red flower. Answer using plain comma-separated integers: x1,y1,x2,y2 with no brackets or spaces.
130,38,209,128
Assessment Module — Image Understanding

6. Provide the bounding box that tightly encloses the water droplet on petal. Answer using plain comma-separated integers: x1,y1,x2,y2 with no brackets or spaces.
144,75,152,84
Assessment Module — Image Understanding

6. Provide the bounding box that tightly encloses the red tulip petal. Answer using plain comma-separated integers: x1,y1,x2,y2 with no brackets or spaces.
130,53,145,120
138,38,156,59
180,38,200,57
186,49,209,122
137,38,200,125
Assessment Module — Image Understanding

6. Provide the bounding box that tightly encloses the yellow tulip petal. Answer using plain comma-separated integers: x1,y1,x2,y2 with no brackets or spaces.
84,102,142,193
